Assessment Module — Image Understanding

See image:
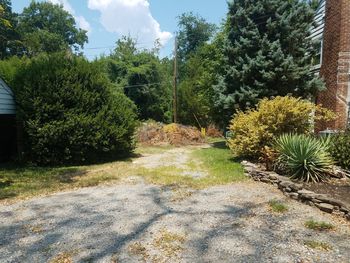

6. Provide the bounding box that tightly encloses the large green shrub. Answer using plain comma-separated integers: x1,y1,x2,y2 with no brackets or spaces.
330,130,350,170
274,134,334,183
7,53,138,165
228,96,335,159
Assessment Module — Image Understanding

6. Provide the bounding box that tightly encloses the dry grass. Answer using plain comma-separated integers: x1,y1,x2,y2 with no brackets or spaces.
128,242,149,261
0,142,244,203
304,240,332,251
49,251,76,263
153,229,187,259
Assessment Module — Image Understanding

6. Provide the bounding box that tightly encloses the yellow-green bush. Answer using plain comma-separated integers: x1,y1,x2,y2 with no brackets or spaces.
228,96,335,159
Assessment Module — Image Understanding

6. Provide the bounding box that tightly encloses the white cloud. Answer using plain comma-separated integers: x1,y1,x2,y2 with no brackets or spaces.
88,0,172,47
48,0,92,34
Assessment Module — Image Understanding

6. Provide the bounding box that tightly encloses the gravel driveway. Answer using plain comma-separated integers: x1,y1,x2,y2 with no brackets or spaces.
1,179,349,263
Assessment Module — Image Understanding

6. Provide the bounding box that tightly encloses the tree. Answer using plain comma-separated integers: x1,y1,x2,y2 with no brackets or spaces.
0,0,22,59
17,1,88,56
176,13,219,126
0,53,137,165
99,36,173,123
178,30,226,127
177,12,217,66
214,0,324,125
308,0,321,10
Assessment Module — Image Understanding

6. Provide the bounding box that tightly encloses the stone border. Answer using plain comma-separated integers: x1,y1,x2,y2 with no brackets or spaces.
242,161,350,221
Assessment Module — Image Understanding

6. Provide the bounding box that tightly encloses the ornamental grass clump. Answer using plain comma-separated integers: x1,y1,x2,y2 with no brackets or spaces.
274,134,334,183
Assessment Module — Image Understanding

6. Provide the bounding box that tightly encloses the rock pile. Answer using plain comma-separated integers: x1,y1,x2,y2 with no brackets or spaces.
242,161,350,221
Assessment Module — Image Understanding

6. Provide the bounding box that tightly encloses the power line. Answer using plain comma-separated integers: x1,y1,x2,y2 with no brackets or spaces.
123,82,165,89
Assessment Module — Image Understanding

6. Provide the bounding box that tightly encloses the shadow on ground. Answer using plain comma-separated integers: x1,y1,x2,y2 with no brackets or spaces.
0,183,349,262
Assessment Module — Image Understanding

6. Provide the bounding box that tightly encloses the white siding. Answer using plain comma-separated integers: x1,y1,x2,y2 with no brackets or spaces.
310,0,326,71
0,78,16,115
310,0,326,40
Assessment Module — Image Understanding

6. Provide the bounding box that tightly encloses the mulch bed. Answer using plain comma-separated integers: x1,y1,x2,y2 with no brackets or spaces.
304,179,350,208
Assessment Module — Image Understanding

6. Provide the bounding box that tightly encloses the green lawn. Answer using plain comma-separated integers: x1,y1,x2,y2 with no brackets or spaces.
0,140,245,203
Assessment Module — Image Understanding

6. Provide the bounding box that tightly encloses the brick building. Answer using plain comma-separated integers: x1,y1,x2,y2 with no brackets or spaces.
312,0,350,131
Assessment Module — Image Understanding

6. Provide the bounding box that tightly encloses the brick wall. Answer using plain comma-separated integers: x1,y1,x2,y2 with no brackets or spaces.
316,0,350,131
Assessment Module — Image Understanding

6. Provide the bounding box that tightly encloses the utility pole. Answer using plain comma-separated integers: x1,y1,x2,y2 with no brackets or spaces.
173,34,178,123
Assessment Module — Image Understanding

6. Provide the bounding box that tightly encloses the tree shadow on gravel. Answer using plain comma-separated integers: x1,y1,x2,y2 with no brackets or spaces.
1,186,349,262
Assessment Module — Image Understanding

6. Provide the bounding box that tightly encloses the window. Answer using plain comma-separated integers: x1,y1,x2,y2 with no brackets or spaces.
311,39,323,67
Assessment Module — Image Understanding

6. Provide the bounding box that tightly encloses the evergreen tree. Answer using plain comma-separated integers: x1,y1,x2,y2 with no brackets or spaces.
214,0,324,124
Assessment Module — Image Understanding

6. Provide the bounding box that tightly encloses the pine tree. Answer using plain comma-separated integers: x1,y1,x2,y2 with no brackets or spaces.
214,0,324,124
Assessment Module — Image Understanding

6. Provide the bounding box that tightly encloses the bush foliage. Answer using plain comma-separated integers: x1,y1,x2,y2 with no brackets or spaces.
228,96,335,159
274,134,334,183
4,53,138,165
330,130,350,170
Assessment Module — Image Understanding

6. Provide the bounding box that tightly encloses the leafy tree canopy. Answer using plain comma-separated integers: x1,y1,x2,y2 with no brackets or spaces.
0,0,22,59
177,12,217,65
99,36,173,123
17,1,88,56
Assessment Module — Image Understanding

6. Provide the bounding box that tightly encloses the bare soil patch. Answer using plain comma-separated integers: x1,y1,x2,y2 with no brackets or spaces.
304,178,350,208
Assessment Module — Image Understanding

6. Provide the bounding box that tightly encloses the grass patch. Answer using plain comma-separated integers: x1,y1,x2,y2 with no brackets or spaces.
153,229,187,259
268,199,288,213
0,142,244,202
135,145,174,155
138,144,245,189
305,220,335,231
0,161,135,202
190,142,246,186
304,240,332,251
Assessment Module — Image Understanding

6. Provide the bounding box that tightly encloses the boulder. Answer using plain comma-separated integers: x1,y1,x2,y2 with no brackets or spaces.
315,203,334,213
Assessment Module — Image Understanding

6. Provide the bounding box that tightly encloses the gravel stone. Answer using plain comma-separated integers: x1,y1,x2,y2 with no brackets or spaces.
1,182,349,263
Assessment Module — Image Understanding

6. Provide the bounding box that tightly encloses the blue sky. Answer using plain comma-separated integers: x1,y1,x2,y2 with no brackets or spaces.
12,0,229,59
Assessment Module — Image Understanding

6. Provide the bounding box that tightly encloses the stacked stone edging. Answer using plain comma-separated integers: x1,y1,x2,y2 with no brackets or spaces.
242,161,350,221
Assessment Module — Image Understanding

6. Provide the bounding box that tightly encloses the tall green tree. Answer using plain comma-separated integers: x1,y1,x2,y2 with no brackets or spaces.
214,0,324,125
177,12,217,66
17,1,88,56
0,0,22,59
178,29,226,127
99,36,172,123
176,13,218,126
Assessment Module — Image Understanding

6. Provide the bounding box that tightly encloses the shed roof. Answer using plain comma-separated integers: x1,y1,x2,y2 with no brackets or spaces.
0,78,16,115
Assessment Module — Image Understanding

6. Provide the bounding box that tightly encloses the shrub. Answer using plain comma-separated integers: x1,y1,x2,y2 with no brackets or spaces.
228,96,335,159
274,134,334,183
330,130,350,170
9,53,138,165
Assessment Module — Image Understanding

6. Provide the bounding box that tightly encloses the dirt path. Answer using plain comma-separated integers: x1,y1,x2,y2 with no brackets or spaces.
1,146,349,263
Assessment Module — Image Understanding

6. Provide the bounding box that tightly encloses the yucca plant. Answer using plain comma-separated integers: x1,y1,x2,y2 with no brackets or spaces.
274,134,334,183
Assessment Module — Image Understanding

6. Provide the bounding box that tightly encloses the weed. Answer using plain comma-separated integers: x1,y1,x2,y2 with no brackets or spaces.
268,199,288,213
305,220,334,231
304,240,332,251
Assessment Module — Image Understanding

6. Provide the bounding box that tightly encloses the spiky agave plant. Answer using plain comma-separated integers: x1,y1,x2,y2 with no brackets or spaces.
274,134,334,183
